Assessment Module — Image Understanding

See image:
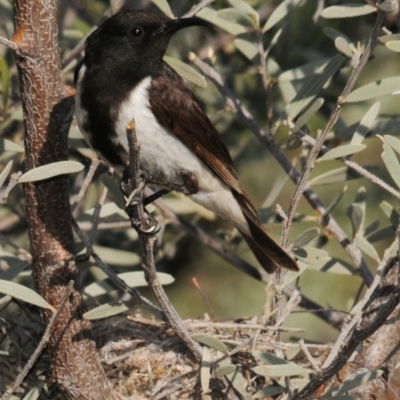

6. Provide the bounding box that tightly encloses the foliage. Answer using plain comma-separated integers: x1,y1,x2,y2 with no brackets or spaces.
0,0,400,398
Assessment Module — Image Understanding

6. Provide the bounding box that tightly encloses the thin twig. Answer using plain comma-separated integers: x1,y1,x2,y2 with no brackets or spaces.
71,216,163,318
0,36,18,52
0,172,22,204
71,158,100,213
0,281,74,400
125,119,203,360
298,339,321,373
190,54,374,286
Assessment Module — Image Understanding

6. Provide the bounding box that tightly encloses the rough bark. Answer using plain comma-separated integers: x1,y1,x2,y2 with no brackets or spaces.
13,0,113,398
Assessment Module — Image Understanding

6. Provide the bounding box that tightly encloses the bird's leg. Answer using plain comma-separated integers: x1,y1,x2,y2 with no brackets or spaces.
121,167,159,234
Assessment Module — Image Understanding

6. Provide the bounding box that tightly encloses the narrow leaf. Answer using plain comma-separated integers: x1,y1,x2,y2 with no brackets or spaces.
380,200,400,227
18,161,84,183
351,102,380,144
226,368,248,397
293,228,320,249
317,144,366,161
346,77,400,103
164,56,207,87
94,246,141,266
324,27,353,48
279,58,330,81
0,138,24,153
384,135,400,155
214,364,236,377
0,57,10,109
367,226,395,242
354,234,380,262
292,98,324,133
0,253,30,281
193,334,229,353
218,8,254,27
253,350,290,365
83,301,129,320
335,37,354,58
263,0,303,32
386,41,400,52
325,370,384,397
85,271,174,297
100,173,126,210
22,382,44,400
252,364,311,377
321,4,376,18
151,0,174,18
0,280,52,309
346,203,364,236
379,0,397,12
382,142,400,189
286,55,345,120
201,346,211,393
309,166,364,186
228,0,257,16
283,259,308,284
0,160,13,188
378,33,400,44
197,7,247,35
234,38,258,60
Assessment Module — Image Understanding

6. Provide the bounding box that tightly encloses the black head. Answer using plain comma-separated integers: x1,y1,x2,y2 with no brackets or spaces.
83,10,207,81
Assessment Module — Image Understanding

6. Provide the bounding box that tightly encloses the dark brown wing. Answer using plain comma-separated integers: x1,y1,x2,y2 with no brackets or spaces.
149,63,298,273
149,62,255,208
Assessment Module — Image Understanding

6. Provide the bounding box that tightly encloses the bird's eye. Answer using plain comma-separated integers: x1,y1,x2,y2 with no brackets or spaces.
130,26,144,38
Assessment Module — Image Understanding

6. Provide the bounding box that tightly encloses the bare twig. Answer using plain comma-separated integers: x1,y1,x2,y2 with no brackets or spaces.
125,119,203,360
71,216,163,318
0,172,22,204
71,158,100,213
298,339,321,373
0,36,18,52
0,281,74,400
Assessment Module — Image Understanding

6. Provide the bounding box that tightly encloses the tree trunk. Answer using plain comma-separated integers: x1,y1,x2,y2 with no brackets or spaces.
13,0,113,398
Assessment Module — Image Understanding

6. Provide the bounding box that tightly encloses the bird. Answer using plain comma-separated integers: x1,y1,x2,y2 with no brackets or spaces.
74,10,298,273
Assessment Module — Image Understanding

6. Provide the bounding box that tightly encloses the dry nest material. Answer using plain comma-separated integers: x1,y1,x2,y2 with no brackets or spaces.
94,314,320,400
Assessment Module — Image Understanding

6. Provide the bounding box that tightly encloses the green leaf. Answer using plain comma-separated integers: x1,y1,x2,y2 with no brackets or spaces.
253,350,290,365
346,77,400,103
346,203,364,236
151,0,174,18
228,0,257,16
324,27,353,48
278,58,330,81
384,135,400,156
193,334,229,353
197,7,247,35
0,280,52,309
0,57,10,109
234,38,258,60
286,55,345,120
214,364,237,377
382,142,400,189
325,370,384,397
18,161,84,183
0,138,24,153
164,56,207,87
85,271,174,297
283,260,308,284
354,233,380,262
335,37,354,58
22,382,45,400
217,8,254,27
292,98,324,133
226,368,248,397
379,201,399,227
321,4,376,18
351,102,380,145
0,160,13,188
386,41,400,52
0,253,30,281
367,226,395,243
263,0,303,33
379,33,400,44
252,364,311,377
83,301,129,320
309,166,365,186
317,144,366,161
293,228,320,249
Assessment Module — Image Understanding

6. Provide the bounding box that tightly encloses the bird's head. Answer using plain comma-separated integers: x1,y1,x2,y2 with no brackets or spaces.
83,10,207,79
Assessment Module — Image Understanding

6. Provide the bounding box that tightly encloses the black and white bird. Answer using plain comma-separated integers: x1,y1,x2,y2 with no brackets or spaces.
74,10,298,273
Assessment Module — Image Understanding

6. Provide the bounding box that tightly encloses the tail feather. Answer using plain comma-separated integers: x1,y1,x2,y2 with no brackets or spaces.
233,192,299,273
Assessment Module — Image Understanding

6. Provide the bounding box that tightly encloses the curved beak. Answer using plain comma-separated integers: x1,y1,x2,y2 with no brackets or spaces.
157,17,211,37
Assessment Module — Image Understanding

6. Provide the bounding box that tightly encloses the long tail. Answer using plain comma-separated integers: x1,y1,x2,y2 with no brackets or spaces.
233,192,298,273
